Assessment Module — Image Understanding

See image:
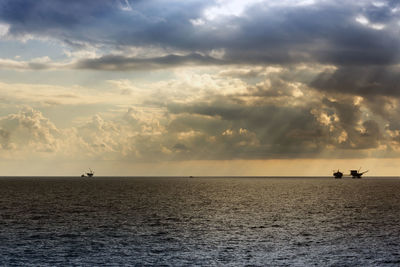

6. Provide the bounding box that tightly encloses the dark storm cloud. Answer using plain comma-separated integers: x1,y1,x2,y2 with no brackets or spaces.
166,100,328,159
0,0,211,43
0,0,115,41
322,97,382,150
172,143,188,152
160,84,392,160
75,53,224,70
311,66,400,96
222,1,400,66
1,0,399,67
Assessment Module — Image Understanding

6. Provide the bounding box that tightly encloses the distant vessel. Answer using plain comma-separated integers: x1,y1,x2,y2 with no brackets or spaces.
350,168,368,179
81,169,94,178
333,170,343,178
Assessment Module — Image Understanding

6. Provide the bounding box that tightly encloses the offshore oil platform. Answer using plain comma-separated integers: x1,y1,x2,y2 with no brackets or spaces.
333,168,368,179
81,168,95,178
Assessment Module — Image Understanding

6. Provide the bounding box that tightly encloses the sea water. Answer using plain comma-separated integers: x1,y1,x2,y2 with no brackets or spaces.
0,177,399,266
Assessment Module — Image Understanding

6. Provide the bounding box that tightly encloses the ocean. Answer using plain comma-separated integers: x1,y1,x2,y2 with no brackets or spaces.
0,177,399,266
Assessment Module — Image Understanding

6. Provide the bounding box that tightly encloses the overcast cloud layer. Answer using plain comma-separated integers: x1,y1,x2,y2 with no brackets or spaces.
0,0,400,172
2,0,400,66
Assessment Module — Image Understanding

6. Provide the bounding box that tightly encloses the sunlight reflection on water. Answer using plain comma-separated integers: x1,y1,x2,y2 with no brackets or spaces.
0,177,399,265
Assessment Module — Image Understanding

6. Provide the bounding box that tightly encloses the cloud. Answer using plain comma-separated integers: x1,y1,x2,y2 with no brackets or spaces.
0,86,395,163
0,106,165,160
3,0,400,170
318,97,383,150
0,62,398,161
0,0,115,40
75,53,225,71
0,53,224,71
0,22,9,36
0,57,57,70
166,99,326,159
311,65,400,96
1,0,399,67
0,107,60,153
163,91,389,159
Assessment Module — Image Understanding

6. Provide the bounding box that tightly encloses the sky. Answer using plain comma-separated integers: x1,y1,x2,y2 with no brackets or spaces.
0,0,400,176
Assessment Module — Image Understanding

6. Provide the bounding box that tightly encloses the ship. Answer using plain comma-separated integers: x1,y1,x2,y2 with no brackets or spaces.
81,168,94,178
333,170,343,178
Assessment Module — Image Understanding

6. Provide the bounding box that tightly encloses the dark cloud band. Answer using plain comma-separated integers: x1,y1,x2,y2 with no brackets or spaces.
1,0,399,67
75,53,225,70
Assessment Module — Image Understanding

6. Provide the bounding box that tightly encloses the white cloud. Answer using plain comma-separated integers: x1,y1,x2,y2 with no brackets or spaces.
0,57,69,70
0,23,9,37
372,1,386,8
356,15,369,25
0,105,167,161
204,0,320,20
209,48,225,59
204,0,264,20
63,48,98,59
370,23,385,30
355,15,385,30
190,18,205,26
118,0,132,11
0,107,60,154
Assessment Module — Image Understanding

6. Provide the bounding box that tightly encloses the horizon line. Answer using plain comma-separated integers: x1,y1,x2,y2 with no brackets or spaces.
0,175,398,178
